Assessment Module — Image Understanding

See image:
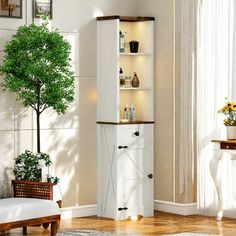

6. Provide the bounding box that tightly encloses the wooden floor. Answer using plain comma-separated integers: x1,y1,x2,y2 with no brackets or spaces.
3,211,236,235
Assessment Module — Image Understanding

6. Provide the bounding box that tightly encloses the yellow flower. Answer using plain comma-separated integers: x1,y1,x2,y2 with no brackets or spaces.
219,99,236,126
223,118,234,126
223,106,228,111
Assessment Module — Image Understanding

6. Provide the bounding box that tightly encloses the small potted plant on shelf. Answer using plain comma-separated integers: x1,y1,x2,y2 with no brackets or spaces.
218,99,236,140
0,19,74,194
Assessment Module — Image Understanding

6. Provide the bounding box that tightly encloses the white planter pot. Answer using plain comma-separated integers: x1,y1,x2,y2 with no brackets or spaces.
226,126,236,140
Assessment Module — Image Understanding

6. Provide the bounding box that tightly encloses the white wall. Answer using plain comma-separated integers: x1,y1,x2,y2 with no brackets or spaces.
137,0,195,204
0,0,138,207
136,0,175,202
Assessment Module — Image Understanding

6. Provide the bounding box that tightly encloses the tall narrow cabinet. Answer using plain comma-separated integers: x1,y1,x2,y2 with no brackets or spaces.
97,15,155,220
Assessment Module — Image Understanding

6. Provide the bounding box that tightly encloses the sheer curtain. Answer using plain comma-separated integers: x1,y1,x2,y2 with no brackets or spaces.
197,0,236,216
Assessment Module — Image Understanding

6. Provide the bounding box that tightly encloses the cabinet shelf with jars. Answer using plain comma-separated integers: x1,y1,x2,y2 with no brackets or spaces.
97,15,154,123
97,15,155,220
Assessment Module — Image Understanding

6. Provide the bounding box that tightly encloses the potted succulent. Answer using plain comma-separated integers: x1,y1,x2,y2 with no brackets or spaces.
218,99,236,139
0,21,74,184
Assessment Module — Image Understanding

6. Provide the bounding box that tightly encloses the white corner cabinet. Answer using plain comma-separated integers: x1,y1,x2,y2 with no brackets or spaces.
97,16,155,220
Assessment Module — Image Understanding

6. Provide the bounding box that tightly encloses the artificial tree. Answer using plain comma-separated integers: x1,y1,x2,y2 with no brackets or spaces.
0,22,74,153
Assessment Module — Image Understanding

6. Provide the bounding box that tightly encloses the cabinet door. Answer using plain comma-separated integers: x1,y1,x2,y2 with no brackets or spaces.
117,125,153,219
97,124,118,219
117,147,153,219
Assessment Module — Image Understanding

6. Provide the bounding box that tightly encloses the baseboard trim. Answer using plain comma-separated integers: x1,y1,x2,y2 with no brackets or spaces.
61,204,97,219
154,200,197,215
61,201,197,219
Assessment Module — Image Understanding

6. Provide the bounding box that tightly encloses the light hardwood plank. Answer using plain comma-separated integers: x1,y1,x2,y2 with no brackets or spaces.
2,211,236,235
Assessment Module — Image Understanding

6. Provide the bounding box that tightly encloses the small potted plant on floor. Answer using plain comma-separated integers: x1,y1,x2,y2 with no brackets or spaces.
0,20,74,196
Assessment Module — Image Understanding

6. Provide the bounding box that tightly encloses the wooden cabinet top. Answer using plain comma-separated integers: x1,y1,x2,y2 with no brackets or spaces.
212,139,236,144
97,15,155,22
97,121,155,125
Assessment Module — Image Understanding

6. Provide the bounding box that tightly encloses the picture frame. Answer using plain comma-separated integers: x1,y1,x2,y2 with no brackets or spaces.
33,0,52,19
0,0,22,18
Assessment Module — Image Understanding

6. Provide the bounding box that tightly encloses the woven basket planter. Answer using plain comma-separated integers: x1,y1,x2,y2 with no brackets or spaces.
12,180,62,208
12,180,54,200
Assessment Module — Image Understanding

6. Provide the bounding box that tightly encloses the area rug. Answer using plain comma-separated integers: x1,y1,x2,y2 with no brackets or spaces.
57,230,129,235
57,231,218,236
163,234,218,236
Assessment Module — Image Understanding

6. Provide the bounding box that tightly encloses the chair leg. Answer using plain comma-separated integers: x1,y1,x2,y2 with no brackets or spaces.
23,226,27,234
51,221,59,236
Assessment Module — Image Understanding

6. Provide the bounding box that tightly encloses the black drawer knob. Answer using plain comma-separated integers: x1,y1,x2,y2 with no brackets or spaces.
148,174,153,179
134,131,140,136
118,207,128,211
118,146,128,149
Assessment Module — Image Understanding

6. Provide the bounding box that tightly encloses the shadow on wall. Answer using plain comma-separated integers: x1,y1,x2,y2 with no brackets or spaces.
40,19,97,207
0,84,15,163
45,103,81,207
0,71,34,181
78,19,97,206
0,85,35,180
44,75,97,207
78,19,97,77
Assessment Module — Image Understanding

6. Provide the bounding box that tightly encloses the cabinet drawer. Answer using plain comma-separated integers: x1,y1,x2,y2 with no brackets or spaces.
220,142,236,150
117,124,153,149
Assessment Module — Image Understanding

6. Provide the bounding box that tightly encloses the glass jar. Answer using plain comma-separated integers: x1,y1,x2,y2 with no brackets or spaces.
125,76,132,88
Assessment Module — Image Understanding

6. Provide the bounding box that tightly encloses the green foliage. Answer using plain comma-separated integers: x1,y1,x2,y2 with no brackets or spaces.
47,175,60,184
0,22,75,153
0,22,74,115
13,150,59,183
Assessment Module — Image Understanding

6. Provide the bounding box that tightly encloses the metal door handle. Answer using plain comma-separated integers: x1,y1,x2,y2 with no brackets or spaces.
118,146,128,149
118,207,128,211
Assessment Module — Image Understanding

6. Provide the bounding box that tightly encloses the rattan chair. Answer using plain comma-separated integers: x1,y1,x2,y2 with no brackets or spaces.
0,163,61,236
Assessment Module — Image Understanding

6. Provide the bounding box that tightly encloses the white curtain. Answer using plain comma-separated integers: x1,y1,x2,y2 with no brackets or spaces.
197,0,236,216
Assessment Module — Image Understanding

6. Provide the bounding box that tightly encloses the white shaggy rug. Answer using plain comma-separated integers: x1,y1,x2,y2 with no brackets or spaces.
57,230,218,236
163,234,218,236
57,230,127,235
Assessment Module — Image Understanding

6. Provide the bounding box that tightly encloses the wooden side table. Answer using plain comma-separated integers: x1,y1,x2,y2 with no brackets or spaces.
210,140,236,220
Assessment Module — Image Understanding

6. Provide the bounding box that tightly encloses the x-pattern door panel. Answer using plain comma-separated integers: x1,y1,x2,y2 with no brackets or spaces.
117,146,153,216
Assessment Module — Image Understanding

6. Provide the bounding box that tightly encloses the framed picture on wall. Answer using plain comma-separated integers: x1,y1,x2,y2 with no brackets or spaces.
33,0,52,19
0,0,22,18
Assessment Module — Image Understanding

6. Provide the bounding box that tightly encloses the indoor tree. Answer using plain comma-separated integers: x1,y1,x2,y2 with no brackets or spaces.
0,22,74,153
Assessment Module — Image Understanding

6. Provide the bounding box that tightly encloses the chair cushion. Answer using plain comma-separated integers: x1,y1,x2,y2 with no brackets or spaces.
0,163,11,199
0,198,61,224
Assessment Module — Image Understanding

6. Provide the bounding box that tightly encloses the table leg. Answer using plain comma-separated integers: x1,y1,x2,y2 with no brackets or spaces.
209,149,223,220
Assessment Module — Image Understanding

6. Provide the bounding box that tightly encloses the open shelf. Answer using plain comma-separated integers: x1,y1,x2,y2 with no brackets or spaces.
97,121,155,125
120,52,151,56
120,87,151,90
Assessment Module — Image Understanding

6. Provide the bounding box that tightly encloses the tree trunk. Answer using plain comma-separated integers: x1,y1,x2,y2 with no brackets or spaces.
36,110,41,153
